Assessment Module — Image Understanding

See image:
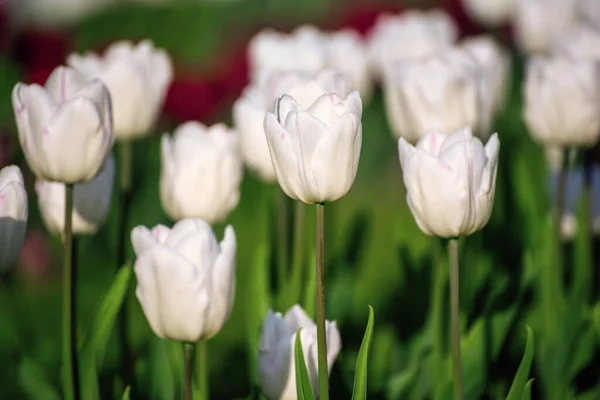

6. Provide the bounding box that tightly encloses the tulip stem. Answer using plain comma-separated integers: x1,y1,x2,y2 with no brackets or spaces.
287,201,306,308
448,238,462,400
63,183,80,400
315,203,329,400
276,189,289,293
196,340,209,400
556,149,568,281
183,343,194,400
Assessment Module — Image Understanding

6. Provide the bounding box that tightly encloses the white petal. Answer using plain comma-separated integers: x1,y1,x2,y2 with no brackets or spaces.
284,304,315,331
44,66,88,103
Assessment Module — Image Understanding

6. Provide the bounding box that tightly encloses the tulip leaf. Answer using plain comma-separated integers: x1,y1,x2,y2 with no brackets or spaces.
351,305,375,400
80,266,133,400
505,326,534,400
121,386,131,400
521,379,534,400
18,357,61,400
294,329,316,400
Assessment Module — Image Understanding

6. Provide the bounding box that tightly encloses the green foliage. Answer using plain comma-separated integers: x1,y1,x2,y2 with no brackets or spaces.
352,306,375,400
294,330,316,400
506,327,534,400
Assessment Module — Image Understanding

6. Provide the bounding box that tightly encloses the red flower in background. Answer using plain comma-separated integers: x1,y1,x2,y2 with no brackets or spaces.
163,73,225,123
333,1,404,35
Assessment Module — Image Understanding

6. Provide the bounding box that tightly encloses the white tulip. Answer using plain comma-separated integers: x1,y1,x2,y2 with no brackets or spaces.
68,40,173,140
0,166,28,273
12,66,113,184
258,305,341,400
264,91,362,204
398,127,500,238
551,24,600,61
461,0,516,27
7,0,117,28
383,49,487,143
233,70,348,182
35,155,115,236
523,57,600,147
578,0,600,31
514,0,576,54
132,219,236,342
367,9,458,79
160,122,243,224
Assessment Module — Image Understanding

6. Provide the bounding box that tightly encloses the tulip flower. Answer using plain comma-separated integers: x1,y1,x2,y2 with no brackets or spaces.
551,24,600,60
160,122,243,224
383,48,488,143
578,0,600,31
8,0,116,28
0,165,28,273
132,218,236,342
67,40,173,140
263,91,362,204
523,57,600,148
461,0,516,27
398,127,500,238
258,305,342,400
35,154,115,235
12,66,113,183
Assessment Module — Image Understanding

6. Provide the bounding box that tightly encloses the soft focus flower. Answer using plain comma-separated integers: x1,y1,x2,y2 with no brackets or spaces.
35,154,115,235
7,0,116,28
523,57,600,147
551,24,600,60
132,219,236,342
367,9,458,78
578,0,600,31
68,40,173,140
0,165,27,273
514,0,576,54
383,49,487,143
17,230,54,279
398,127,500,238
12,66,113,183
264,91,362,204
461,0,516,27
258,305,342,400
160,122,242,224
234,70,347,181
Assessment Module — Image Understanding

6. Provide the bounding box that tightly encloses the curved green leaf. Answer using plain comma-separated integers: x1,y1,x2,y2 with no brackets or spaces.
352,305,375,400
18,358,60,400
521,379,534,400
294,329,316,400
121,386,131,400
506,326,535,400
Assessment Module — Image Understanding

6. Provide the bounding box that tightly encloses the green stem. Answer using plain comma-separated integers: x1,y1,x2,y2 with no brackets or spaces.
555,148,568,281
62,183,79,400
448,238,462,400
183,343,194,400
432,248,447,399
287,201,306,308
315,203,329,400
196,341,209,400
277,189,289,292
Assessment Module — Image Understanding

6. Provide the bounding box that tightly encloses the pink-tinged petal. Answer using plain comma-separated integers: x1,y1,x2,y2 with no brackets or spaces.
416,131,448,156
44,66,88,103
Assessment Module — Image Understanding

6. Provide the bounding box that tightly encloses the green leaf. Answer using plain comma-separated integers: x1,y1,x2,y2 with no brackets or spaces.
80,267,133,400
18,358,61,400
521,379,534,400
122,386,131,400
352,305,375,400
294,329,316,400
506,326,535,400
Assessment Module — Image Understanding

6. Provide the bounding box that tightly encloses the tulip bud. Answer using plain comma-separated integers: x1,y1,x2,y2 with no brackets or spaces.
233,70,348,182
0,166,28,273
398,127,500,238
132,219,236,342
383,49,487,143
264,91,363,204
258,305,341,400
12,66,113,183
461,0,516,27
35,154,115,235
68,40,173,140
160,122,243,224
523,57,600,148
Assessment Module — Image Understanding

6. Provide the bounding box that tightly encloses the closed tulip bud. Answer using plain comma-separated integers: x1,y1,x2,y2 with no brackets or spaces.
68,40,173,140
160,122,243,224
35,154,115,235
461,0,516,27
264,91,362,204
258,305,341,400
398,127,500,238
0,166,28,273
233,70,348,182
132,219,236,342
523,57,600,147
383,49,487,143
12,66,113,183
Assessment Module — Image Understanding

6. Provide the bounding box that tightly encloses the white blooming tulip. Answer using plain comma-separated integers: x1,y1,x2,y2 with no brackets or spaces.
398,127,500,238
132,219,236,342
0,166,28,273
523,57,600,147
258,305,341,400
264,91,362,204
12,66,113,184
551,24,600,61
383,49,487,143
461,0,516,27
35,155,115,235
160,122,242,224
233,70,348,182
68,40,173,140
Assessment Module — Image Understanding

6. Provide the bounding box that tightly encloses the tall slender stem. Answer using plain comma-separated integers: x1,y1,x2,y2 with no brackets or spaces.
183,343,195,400
276,189,289,291
196,341,209,400
555,148,568,279
448,238,462,400
287,201,305,307
315,203,329,400
63,183,79,400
